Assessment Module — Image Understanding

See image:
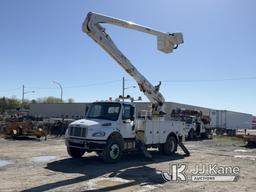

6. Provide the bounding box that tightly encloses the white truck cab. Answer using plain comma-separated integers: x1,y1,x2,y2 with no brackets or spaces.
66,101,135,141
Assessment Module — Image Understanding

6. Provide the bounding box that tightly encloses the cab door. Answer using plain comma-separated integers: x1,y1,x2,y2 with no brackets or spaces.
120,104,135,138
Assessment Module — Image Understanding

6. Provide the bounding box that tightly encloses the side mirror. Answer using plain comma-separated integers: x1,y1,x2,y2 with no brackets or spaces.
130,116,135,121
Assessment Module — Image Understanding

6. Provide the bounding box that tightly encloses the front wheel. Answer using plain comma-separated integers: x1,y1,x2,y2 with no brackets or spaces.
200,132,208,139
102,138,122,163
188,129,194,140
163,136,177,155
67,147,86,158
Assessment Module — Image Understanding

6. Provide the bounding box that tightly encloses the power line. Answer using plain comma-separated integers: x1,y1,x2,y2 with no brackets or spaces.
1,76,255,94
25,80,121,90
161,76,256,83
24,86,56,90
63,80,121,89
130,76,256,84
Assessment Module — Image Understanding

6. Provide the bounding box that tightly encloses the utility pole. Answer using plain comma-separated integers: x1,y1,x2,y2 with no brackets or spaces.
22,85,25,103
22,85,35,105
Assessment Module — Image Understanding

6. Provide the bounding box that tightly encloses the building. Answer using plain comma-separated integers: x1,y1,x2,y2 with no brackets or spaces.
30,103,89,119
30,101,212,119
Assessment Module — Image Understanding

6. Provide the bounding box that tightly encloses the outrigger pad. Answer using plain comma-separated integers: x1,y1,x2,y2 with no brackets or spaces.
137,140,153,160
178,141,190,157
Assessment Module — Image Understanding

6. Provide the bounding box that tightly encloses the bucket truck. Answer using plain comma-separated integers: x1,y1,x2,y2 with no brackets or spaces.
65,12,189,163
171,109,212,140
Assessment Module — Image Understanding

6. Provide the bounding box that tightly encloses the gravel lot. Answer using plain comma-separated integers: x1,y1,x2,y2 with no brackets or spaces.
0,136,255,192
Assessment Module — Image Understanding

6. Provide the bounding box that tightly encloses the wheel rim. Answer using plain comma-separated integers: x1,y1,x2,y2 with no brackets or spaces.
169,139,175,152
110,144,120,159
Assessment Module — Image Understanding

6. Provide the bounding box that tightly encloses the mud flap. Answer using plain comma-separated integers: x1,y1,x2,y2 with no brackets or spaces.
178,141,190,156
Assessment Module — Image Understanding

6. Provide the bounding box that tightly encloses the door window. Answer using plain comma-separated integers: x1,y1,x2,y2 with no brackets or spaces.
122,105,131,120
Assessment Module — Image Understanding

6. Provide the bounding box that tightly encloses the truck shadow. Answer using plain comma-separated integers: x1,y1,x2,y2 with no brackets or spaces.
243,143,256,148
4,136,38,141
23,151,185,192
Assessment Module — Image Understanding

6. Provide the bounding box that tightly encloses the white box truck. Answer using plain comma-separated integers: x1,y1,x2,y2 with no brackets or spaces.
210,110,253,135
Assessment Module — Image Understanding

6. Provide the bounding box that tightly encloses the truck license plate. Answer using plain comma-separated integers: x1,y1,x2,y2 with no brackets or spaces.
70,139,84,144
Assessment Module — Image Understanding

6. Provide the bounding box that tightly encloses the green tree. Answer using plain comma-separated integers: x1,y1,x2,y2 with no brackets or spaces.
22,99,30,109
35,97,62,103
0,97,22,112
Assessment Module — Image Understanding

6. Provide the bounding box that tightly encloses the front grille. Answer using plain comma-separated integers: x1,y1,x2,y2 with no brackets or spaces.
69,126,87,137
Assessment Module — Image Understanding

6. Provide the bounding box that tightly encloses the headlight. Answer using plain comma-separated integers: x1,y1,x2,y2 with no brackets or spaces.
64,128,69,138
92,132,106,137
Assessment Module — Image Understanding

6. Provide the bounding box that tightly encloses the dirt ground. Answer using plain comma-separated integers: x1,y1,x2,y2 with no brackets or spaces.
0,136,255,192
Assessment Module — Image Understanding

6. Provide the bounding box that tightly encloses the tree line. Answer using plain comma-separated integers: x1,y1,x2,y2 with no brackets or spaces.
0,96,75,112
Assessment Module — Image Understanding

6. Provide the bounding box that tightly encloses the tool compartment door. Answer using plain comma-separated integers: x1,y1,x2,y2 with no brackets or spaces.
159,121,169,143
144,121,153,144
136,119,153,145
152,120,160,144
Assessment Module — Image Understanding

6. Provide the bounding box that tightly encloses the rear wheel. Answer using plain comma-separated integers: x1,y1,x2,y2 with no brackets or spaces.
158,144,164,154
67,147,86,158
103,138,122,163
163,136,177,155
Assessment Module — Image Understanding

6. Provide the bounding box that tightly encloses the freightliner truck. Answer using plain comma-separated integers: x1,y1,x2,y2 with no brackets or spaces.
65,12,189,163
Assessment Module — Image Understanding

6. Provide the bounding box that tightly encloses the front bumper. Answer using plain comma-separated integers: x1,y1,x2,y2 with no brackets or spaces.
65,137,107,150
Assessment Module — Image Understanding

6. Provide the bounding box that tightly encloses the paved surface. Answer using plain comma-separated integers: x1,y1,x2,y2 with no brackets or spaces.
0,136,255,192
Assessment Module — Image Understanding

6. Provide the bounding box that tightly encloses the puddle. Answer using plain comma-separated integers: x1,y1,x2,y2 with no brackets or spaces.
0,160,13,167
137,184,158,192
86,177,161,191
234,149,248,153
31,156,57,162
234,155,256,161
86,177,131,190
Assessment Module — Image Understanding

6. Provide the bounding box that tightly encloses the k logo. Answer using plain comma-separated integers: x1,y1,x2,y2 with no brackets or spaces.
162,163,187,182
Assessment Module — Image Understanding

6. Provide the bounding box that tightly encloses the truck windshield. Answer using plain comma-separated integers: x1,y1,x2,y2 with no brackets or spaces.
86,103,121,121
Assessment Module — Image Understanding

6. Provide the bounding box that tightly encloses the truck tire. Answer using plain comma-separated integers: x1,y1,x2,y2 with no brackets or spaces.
163,136,177,155
188,129,194,140
102,138,122,163
215,129,221,135
158,144,164,154
232,129,236,136
67,147,85,158
200,132,208,139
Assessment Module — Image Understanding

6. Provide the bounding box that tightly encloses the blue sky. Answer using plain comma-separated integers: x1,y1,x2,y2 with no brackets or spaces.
0,0,255,115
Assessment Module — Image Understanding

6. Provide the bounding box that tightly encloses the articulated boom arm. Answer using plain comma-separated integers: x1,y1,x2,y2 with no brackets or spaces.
82,12,183,113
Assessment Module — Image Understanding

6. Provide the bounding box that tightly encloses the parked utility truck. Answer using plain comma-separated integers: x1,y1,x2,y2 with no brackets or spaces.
65,12,189,163
171,108,211,140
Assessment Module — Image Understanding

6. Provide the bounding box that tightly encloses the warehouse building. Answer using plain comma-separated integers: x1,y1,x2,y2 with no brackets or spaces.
30,101,212,119
30,103,88,119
